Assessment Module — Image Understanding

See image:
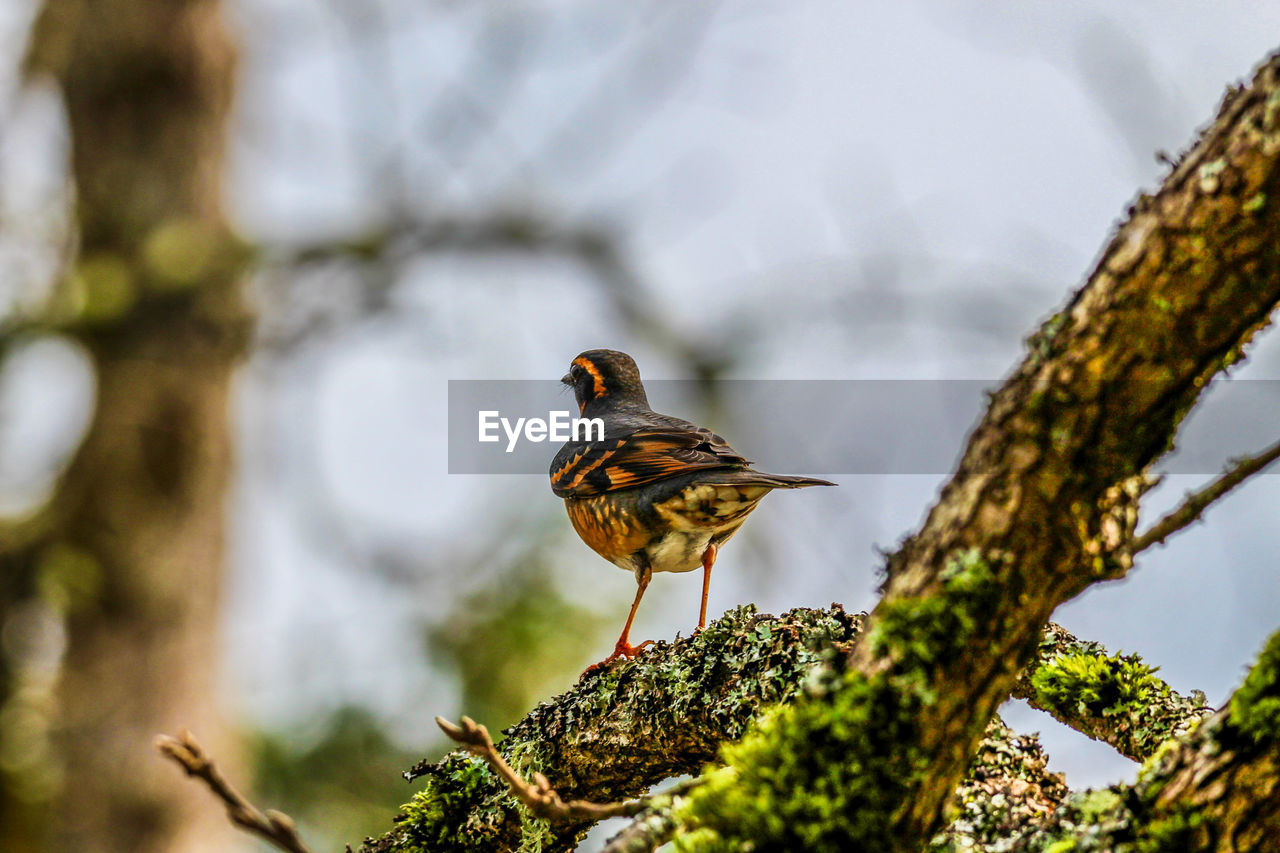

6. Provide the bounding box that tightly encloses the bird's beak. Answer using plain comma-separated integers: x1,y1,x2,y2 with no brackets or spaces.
561,373,572,385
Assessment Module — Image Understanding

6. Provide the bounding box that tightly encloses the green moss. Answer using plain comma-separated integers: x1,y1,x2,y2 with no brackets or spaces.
516,812,553,853
1131,733,1187,808
1024,640,1209,763
1071,789,1123,823
392,755,511,852
383,737,561,853
677,667,926,852
1135,805,1204,853
1026,788,1137,852
999,784,1209,853
372,605,864,853
507,745,554,853
1228,629,1280,744
869,548,1000,671
677,551,1000,852
1031,650,1168,720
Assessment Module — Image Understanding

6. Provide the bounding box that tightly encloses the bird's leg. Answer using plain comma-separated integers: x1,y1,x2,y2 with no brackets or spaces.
583,565,654,674
613,565,654,657
696,542,717,632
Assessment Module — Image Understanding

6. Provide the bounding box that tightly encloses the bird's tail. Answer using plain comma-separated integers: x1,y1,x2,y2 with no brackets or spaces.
712,470,837,489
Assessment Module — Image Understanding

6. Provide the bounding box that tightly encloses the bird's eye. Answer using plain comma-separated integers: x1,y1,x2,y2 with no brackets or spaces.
570,365,582,379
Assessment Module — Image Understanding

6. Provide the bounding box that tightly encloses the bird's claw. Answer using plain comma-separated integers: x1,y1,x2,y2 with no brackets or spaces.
581,639,655,676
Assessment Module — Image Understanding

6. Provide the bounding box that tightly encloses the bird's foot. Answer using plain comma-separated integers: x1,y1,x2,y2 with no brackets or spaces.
581,639,655,676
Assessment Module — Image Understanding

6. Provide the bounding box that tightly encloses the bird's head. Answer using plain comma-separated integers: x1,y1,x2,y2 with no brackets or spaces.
562,349,649,414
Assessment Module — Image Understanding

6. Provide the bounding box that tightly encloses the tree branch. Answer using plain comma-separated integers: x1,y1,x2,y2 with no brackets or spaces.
1005,626,1280,851
600,803,688,853
596,713,1072,853
155,731,315,853
1012,622,1213,762
929,716,1068,851
1133,437,1280,553
367,606,1178,852
675,46,1280,852
366,605,862,853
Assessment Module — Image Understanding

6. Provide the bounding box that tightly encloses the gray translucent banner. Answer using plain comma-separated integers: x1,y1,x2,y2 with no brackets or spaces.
447,379,1280,476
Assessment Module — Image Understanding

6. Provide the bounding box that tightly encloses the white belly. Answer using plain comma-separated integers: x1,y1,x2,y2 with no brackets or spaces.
644,529,714,574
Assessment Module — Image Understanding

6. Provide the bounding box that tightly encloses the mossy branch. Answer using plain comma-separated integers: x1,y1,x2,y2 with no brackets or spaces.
364,49,1280,852
366,607,1192,852
364,606,862,853
597,713,1071,853
1013,622,1213,762
929,716,1068,851
433,715,669,823
1000,627,1280,852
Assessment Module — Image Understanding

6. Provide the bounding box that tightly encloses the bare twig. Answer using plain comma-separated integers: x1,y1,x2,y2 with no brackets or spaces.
601,806,685,853
1134,437,1280,553
154,730,315,853
435,715,654,822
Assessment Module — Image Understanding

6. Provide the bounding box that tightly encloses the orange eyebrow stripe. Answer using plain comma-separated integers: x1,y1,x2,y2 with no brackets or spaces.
573,356,607,397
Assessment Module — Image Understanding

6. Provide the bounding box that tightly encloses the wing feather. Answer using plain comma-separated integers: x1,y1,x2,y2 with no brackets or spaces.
551,427,751,498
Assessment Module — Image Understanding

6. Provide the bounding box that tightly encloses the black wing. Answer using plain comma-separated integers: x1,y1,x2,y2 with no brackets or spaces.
550,424,751,498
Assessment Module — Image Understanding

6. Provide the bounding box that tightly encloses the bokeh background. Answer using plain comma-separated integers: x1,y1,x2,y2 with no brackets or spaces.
2,2,1280,851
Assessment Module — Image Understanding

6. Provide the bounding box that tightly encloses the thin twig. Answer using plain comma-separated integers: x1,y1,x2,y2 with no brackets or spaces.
435,715,651,822
155,730,316,853
1134,437,1280,553
601,801,687,853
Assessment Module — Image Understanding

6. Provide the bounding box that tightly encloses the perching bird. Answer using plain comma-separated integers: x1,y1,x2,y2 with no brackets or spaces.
550,349,835,670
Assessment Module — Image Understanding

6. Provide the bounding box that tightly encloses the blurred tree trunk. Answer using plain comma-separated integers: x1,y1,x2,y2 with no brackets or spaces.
11,1,248,851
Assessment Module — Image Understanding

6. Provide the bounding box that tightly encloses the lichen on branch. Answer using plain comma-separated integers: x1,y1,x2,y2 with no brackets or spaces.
370,601,1091,853
363,605,861,853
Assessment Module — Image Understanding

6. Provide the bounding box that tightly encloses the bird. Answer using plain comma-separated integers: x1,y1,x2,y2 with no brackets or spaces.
550,349,835,671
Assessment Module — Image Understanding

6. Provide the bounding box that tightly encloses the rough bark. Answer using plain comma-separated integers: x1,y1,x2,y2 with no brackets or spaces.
8,1,248,851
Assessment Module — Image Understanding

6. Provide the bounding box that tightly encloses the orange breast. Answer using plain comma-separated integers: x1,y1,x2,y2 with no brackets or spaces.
565,495,651,568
